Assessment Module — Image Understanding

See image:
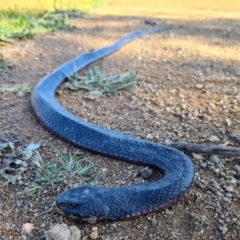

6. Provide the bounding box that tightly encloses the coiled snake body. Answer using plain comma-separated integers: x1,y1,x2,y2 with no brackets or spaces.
31,28,195,223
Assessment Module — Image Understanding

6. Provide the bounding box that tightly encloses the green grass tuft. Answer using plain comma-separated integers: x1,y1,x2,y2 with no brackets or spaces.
66,66,141,99
0,10,68,42
31,147,95,187
0,82,33,97
0,0,103,42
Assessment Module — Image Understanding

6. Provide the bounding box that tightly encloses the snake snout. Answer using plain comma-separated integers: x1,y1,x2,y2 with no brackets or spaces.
56,186,111,221
56,186,100,217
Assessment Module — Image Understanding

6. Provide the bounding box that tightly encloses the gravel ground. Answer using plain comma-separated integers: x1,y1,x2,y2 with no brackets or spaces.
0,1,240,239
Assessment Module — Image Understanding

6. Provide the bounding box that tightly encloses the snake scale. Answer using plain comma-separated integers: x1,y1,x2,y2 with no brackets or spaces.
31,28,195,223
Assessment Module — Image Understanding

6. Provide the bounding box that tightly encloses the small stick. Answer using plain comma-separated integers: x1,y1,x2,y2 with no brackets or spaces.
163,142,240,157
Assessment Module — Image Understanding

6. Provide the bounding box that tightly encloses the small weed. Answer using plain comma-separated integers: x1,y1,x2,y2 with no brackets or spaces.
0,139,98,191
90,170,101,186
0,0,103,42
30,147,95,188
0,10,68,42
66,66,141,99
0,82,33,97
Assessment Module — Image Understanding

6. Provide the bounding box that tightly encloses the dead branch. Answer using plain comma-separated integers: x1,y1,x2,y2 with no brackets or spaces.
163,142,240,157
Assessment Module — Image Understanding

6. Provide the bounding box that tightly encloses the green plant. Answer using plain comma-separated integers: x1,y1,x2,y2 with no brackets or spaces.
0,0,103,42
30,147,95,187
66,66,141,99
0,10,68,42
0,82,33,96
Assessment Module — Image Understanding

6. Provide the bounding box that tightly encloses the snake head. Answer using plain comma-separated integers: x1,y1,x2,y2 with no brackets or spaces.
56,186,110,223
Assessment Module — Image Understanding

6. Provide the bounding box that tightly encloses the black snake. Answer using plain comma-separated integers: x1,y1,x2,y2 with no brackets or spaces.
31,28,195,223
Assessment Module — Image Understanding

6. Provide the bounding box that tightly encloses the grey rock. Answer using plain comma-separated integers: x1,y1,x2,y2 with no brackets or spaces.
208,135,220,142
222,197,230,202
69,226,81,240
139,167,152,179
226,186,234,192
209,155,220,164
45,224,70,240
200,162,207,168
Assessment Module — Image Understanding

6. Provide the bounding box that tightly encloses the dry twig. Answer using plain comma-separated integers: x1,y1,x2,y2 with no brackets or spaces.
163,142,240,157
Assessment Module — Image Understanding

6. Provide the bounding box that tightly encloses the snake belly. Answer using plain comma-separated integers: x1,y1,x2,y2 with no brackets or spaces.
31,28,195,223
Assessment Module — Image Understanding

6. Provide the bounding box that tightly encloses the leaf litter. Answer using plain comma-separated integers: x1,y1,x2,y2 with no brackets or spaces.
0,140,40,186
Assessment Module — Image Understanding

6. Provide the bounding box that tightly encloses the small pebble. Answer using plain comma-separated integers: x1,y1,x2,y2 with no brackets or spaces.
226,186,234,192
139,167,152,179
209,155,220,164
90,231,98,239
225,118,232,127
222,197,230,202
196,84,203,89
221,226,228,235
22,223,34,234
200,162,207,168
230,179,237,184
192,153,204,161
90,227,98,239
209,135,220,142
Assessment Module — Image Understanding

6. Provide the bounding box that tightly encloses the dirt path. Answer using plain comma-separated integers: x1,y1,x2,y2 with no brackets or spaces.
0,1,240,239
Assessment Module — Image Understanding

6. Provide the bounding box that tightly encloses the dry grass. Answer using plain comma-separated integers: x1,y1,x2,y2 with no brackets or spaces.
94,0,240,19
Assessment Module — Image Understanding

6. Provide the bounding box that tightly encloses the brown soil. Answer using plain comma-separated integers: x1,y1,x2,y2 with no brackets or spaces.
0,1,240,239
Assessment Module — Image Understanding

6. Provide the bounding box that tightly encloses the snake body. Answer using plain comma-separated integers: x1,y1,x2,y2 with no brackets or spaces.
31,28,195,223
